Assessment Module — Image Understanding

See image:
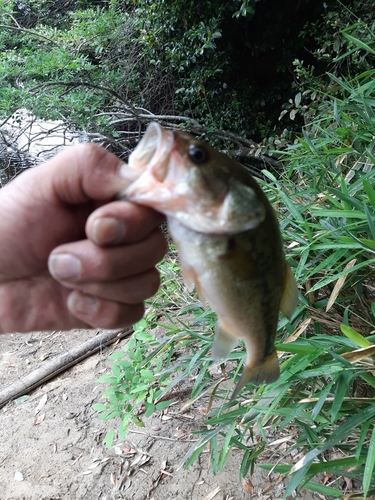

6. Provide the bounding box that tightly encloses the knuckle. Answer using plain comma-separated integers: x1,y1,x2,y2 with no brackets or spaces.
94,301,144,330
77,142,107,163
147,268,161,296
152,230,168,260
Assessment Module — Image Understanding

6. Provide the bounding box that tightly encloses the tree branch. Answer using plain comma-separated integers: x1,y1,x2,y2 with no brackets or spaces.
0,23,59,46
0,328,133,408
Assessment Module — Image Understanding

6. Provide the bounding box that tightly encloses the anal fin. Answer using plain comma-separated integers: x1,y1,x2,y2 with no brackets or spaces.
212,323,238,360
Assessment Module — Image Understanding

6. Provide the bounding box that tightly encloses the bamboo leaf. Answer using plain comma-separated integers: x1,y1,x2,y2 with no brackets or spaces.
302,481,344,498
217,420,237,471
330,372,352,423
363,424,375,497
286,406,375,496
341,324,372,348
342,33,375,54
356,419,373,461
311,380,334,420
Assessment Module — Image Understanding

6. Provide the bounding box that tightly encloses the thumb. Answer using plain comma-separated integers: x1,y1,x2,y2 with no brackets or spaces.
39,143,129,205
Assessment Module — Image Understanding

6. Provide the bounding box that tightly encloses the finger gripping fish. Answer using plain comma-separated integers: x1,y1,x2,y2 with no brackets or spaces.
118,122,298,400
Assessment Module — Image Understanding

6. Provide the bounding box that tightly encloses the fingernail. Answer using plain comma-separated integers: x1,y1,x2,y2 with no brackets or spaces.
67,291,98,319
92,217,125,244
48,254,82,281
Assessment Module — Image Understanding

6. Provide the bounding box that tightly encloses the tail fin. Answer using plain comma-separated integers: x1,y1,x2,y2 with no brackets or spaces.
230,350,280,401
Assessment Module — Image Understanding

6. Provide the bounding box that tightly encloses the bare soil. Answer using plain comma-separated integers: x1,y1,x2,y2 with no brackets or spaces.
0,329,317,500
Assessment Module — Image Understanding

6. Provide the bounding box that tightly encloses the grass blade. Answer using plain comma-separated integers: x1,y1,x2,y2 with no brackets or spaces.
364,203,375,240
217,420,237,472
363,424,375,497
363,179,375,209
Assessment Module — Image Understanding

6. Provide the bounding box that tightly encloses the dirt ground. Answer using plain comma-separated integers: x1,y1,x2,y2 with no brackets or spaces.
0,329,317,500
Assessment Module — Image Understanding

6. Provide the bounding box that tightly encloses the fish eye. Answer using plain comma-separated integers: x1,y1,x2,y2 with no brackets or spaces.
188,144,209,164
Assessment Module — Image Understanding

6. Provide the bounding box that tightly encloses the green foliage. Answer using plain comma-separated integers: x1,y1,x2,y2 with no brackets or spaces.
1,0,362,141
95,25,375,498
93,317,174,446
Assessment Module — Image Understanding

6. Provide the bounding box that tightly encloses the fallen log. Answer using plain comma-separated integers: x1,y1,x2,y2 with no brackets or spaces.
0,327,133,408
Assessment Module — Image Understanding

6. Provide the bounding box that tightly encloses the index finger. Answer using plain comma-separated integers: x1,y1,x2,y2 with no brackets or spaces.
36,143,137,205
86,200,166,245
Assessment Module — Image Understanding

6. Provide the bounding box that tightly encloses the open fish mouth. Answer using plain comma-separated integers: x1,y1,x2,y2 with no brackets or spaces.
128,122,174,182
119,122,266,234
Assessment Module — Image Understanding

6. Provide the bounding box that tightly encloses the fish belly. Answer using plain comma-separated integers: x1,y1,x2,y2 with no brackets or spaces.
167,217,281,366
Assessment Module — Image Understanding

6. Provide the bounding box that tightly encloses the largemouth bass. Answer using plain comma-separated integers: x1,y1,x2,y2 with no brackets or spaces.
118,122,298,399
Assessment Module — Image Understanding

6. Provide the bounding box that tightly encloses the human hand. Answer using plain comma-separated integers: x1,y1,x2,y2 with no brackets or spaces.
0,144,167,333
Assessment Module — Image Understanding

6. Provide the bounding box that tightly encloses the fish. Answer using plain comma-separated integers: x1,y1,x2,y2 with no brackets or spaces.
118,122,298,400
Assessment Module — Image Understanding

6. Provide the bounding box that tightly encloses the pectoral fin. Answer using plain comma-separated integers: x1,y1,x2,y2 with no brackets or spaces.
180,265,207,307
230,350,280,401
180,265,196,293
212,323,238,360
280,261,298,320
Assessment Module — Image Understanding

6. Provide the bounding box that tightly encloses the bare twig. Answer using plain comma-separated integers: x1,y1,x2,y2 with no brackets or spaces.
0,327,133,408
0,23,59,46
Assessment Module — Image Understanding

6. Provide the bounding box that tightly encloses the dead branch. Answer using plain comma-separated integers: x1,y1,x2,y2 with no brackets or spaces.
1,82,283,176
0,23,59,46
0,327,133,408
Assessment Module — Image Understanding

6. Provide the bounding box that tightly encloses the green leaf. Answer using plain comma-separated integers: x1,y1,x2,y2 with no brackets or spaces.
328,186,363,211
303,481,342,498
363,424,375,497
330,372,352,423
132,415,145,427
275,342,317,355
342,33,375,54
92,403,107,412
363,180,375,209
359,372,375,389
279,190,305,223
103,429,115,448
140,369,154,380
210,434,218,475
311,208,367,219
108,351,125,360
155,400,172,410
340,324,372,347
217,420,237,471
356,419,373,461
364,203,375,240
182,428,222,468
144,402,155,418
285,405,375,496
311,380,334,420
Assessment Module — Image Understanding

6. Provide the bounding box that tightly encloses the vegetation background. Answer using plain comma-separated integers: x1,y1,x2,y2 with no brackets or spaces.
1,0,375,498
